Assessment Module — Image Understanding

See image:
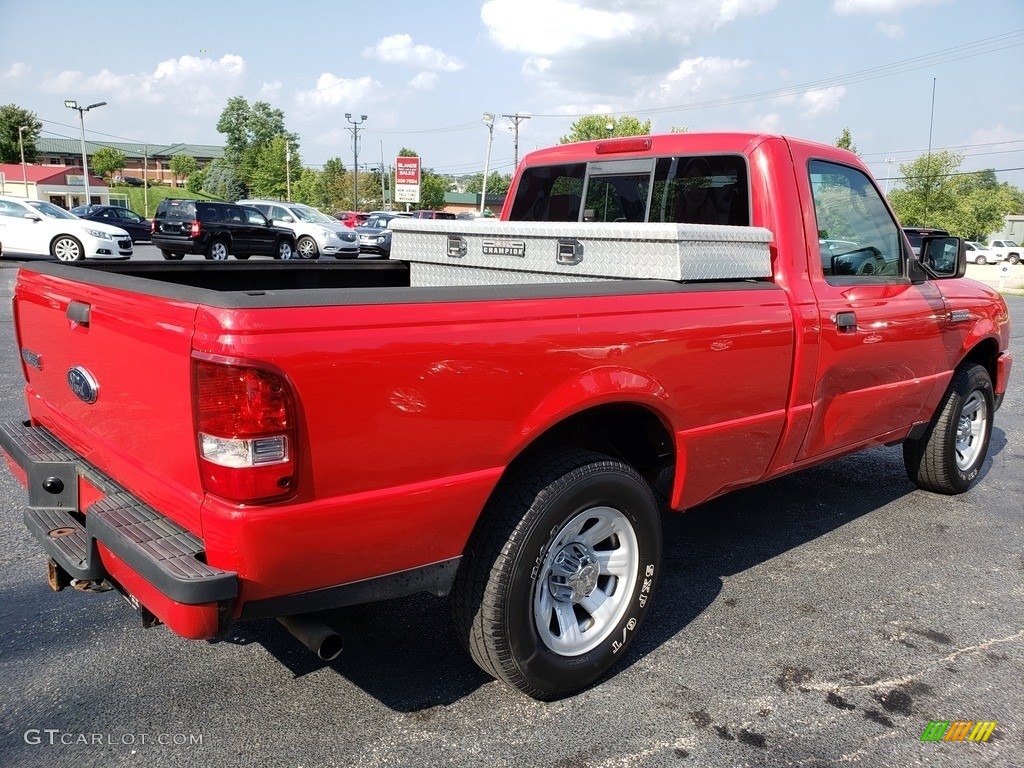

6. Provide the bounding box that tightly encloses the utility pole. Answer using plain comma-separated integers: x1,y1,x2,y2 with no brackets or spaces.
286,139,292,201
64,99,107,206
923,78,936,226
345,113,367,209
481,113,495,214
18,125,28,197
501,112,531,169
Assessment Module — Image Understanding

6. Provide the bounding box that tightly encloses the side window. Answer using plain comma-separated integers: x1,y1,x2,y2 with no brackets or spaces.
810,160,902,279
245,208,267,225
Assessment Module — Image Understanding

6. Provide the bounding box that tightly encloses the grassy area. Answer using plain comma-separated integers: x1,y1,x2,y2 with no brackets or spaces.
110,186,222,217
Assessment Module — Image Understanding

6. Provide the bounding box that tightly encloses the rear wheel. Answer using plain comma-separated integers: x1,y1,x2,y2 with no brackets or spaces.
161,250,184,260
450,448,661,700
974,255,987,265
903,363,994,494
52,235,84,262
1008,253,1021,265
206,239,230,260
296,236,318,259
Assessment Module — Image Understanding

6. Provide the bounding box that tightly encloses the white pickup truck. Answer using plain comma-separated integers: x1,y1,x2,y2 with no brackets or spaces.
987,239,1021,264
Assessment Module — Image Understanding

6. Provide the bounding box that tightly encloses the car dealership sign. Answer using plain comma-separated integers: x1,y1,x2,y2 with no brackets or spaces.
395,156,420,203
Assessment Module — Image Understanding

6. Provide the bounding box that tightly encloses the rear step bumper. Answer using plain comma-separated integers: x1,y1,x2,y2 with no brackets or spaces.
0,420,237,636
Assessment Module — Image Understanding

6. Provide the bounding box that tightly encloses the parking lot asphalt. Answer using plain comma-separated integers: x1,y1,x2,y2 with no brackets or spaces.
0,262,1020,768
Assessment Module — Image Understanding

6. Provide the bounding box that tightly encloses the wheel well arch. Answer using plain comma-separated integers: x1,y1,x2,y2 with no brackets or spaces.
960,337,1000,383
504,403,675,489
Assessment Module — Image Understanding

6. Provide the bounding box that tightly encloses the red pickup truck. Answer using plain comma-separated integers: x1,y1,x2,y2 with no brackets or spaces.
0,132,1012,700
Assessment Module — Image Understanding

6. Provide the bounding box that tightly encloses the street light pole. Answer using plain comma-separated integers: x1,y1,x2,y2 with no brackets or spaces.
480,112,495,215
64,99,107,206
345,113,367,209
18,125,28,197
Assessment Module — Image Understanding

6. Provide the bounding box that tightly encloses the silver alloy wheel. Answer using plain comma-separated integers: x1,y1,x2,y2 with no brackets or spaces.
53,236,83,262
296,237,317,259
278,240,295,260
533,505,639,656
209,241,229,260
955,390,988,471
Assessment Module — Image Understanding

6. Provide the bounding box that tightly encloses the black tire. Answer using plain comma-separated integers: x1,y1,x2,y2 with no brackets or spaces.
296,236,318,259
974,256,986,265
206,239,230,260
903,363,994,494
277,239,296,260
451,448,661,700
51,235,85,262
1008,254,1021,265
161,250,184,260
234,253,251,260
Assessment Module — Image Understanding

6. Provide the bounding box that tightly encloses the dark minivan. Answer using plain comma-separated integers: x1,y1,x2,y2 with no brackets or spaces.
151,199,296,260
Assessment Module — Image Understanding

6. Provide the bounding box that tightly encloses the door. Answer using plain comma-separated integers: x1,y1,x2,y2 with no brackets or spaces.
795,156,952,460
0,198,38,253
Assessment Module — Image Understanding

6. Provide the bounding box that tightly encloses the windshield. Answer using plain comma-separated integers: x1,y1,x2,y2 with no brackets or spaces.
1004,241,1019,247
26,200,77,220
291,205,336,224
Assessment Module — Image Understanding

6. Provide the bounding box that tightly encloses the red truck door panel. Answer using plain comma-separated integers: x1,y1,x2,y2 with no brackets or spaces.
793,155,952,460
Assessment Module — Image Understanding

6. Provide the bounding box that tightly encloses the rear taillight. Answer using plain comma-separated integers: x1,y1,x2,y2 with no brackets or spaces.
150,219,156,233
190,220,202,238
193,358,297,502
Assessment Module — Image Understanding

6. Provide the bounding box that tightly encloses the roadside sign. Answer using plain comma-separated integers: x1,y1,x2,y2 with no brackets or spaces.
395,156,421,204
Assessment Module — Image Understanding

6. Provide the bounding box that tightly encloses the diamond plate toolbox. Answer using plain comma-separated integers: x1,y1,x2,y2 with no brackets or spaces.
389,218,773,286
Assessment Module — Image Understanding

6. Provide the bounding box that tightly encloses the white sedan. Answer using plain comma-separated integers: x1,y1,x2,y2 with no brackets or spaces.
0,195,133,261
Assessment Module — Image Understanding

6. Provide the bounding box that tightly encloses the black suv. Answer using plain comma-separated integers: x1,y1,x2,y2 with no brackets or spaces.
151,199,296,260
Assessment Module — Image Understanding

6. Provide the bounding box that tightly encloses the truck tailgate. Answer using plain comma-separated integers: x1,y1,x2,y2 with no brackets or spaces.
13,267,205,535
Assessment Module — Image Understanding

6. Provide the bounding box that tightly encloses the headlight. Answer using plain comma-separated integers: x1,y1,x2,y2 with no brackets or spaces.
85,229,113,240
317,228,333,239
376,236,386,244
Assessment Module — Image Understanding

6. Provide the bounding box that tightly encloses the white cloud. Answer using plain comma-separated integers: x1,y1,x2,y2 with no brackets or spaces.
751,112,784,133
651,57,751,103
2,62,31,79
364,35,464,72
833,0,945,14
523,58,552,76
800,86,846,118
294,73,380,109
876,22,905,38
409,72,440,90
39,55,247,116
260,80,283,99
481,0,639,55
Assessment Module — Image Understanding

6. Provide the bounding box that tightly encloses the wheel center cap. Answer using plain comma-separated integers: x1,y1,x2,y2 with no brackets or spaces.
548,542,600,602
957,415,971,442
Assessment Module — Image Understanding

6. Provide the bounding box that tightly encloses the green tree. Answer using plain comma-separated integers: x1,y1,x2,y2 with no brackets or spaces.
169,154,198,187
559,115,651,144
90,147,127,180
185,167,207,195
835,128,858,154
249,136,301,199
320,158,349,211
943,170,1021,241
200,159,244,201
888,150,963,229
0,104,43,164
292,167,325,209
420,171,450,210
463,171,511,196
215,97,297,195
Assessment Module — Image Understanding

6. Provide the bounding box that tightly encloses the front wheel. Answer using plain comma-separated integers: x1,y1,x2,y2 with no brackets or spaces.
451,449,662,700
52,235,85,262
903,363,994,494
974,256,987,265
296,236,318,259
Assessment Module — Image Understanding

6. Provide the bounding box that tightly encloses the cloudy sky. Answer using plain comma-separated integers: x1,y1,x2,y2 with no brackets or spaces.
1,0,1022,187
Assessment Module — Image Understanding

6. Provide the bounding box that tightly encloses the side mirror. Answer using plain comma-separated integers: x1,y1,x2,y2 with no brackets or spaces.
920,236,966,279
23,213,41,222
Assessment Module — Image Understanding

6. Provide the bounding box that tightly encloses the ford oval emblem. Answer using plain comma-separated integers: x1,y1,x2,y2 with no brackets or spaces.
67,366,99,404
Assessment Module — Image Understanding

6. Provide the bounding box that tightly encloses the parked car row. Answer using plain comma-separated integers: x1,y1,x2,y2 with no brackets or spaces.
0,195,133,261
71,204,152,242
238,199,359,258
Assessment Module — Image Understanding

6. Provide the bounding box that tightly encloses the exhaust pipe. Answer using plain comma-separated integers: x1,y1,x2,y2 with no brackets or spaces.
277,614,344,661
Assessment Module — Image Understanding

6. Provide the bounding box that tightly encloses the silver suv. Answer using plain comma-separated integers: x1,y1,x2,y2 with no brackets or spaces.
237,199,360,259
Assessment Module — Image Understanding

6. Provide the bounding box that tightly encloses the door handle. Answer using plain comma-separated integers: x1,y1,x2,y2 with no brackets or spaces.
834,311,857,332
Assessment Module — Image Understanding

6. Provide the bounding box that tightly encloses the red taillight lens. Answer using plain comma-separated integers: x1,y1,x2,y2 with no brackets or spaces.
193,358,297,502
150,219,156,233
190,220,201,238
